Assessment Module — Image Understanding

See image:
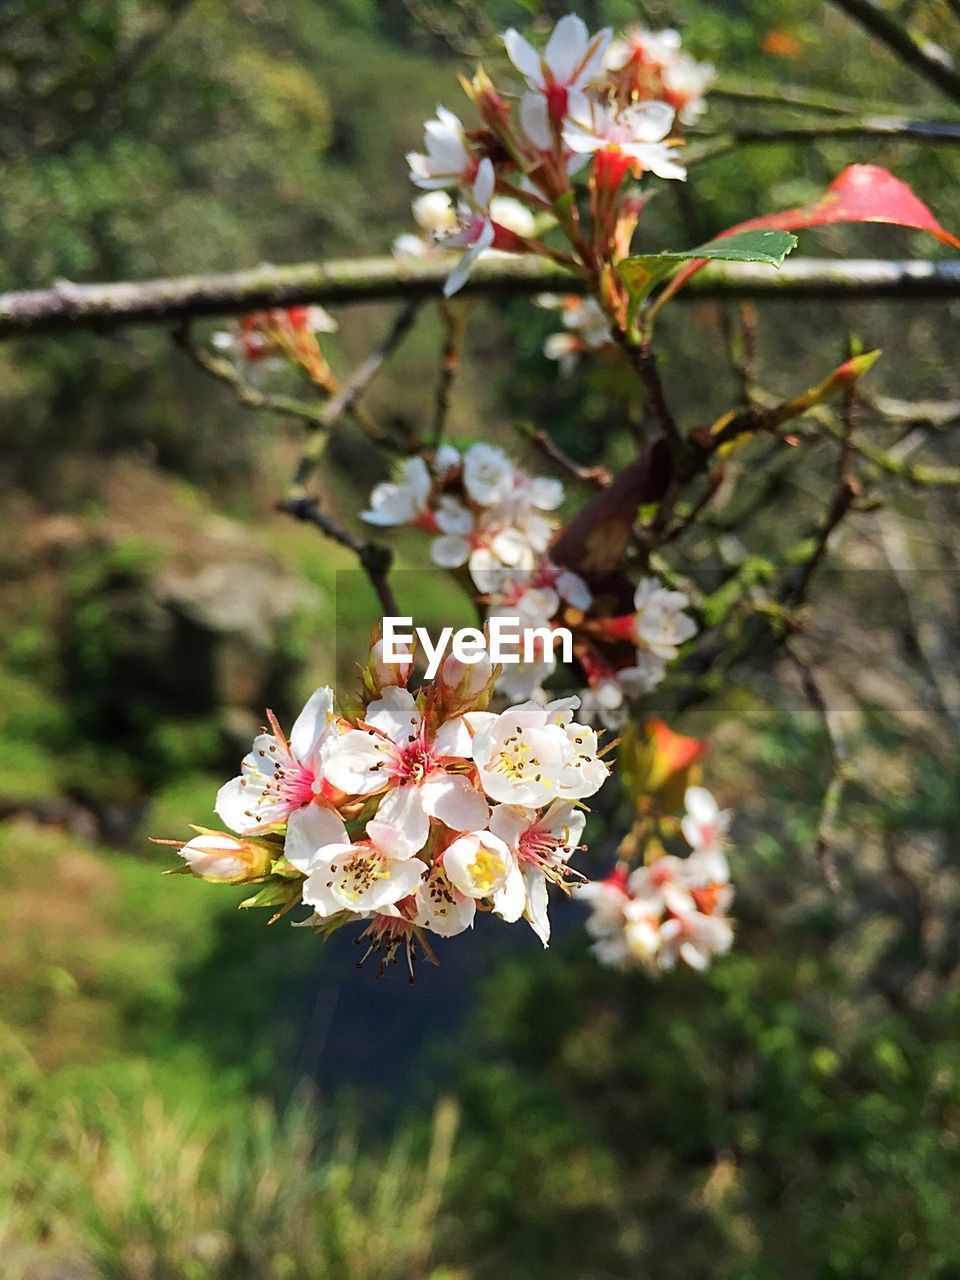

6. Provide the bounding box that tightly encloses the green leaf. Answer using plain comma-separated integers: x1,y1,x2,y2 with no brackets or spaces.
620,229,799,304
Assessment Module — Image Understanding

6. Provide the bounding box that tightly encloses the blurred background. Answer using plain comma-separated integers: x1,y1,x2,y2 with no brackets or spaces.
2,1,960,1276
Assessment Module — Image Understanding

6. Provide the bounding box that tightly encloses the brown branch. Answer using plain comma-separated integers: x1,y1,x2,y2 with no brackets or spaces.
514,423,612,489
4,258,960,340
711,78,903,116
786,645,849,893
780,475,859,608
318,299,420,435
828,0,960,107
430,303,467,448
622,341,682,448
276,497,397,618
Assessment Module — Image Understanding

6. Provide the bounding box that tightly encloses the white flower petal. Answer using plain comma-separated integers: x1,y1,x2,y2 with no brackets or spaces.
215,774,257,834
433,715,475,759
420,772,490,830
365,686,421,746
415,867,476,936
544,13,590,84
284,803,349,872
520,92,552,150
321,730,391,794
443,831,513,899
430,533,471,567
523,866,551,944
493,859,527,923
289,687,335,767
367,783,430,858
502,28,544,85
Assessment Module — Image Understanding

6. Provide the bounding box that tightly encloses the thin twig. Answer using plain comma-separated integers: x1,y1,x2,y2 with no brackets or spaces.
828,0,960,107
319,299,420,433
690,116,960,147
276,497,397,618
514,422,612,488
711,78,905,116
622,341,682,448
431,303,466,448
172,325,334,428
786,644,848,893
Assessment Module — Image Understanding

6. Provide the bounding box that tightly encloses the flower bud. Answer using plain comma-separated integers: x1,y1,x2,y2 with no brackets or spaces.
373,637,413,688
441,650,493,695
179,833,273,884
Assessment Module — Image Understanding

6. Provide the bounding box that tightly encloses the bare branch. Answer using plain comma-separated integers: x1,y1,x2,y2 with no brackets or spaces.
514,422,612,489
276,497,397,618
828,0,960,107
786,645,849,893
430,303,467,449
690,116,960,153
4,257,960,340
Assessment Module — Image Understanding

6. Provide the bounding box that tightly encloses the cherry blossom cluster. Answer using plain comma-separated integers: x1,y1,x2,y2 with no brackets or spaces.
605,26,715,125
360,442,698,713
161,638,610,974
402,13,711,298
361,441,569,590
578,785,734,972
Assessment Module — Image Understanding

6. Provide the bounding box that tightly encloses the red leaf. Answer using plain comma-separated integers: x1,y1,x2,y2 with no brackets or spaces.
660,165,960,303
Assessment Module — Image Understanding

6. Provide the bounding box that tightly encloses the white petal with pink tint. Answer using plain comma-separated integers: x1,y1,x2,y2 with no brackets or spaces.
284,804,349,872
420,773,490,830
367,783,430,857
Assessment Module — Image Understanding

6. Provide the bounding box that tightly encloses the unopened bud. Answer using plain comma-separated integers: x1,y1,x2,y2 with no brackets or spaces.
373,637,413,687
442,651,493,695
180,833,272,884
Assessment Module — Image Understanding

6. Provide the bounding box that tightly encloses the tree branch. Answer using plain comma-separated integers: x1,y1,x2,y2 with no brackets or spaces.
3,257,960,340
690,116,960,152
276,497,397,617
828,0,960,107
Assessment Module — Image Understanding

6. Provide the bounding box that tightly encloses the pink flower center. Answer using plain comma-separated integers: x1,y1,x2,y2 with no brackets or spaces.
393,737,437,784
518,825,565,870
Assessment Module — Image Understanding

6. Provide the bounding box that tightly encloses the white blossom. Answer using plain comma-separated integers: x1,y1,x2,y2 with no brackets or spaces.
468,696,608,807
215,688,336,836
489,799,585,944
631,576,697,659
322,686,490,854
302,823,428,917
407,106,475,190
361,456,432,527
503,14,612,100
563,100,685,182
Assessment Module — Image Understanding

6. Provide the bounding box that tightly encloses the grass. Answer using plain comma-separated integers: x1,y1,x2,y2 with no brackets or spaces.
0,1029,462,1280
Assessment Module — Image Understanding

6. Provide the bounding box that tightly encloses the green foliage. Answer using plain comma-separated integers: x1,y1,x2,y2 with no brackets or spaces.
0,1033,460,1280
620,229,799,305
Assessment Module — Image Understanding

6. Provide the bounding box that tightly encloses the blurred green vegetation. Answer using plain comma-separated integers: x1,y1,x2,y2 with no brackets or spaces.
2,0,960,1276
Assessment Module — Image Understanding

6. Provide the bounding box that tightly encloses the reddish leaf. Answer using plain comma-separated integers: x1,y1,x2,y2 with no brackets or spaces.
658,165,960,304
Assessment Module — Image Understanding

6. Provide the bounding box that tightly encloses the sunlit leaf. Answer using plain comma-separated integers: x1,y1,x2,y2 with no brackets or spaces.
620,229,798,302
656,165,960,306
